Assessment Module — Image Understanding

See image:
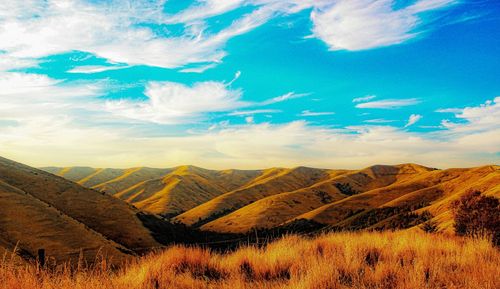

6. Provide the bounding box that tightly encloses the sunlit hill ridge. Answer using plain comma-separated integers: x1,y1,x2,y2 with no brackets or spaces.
43,162,499,234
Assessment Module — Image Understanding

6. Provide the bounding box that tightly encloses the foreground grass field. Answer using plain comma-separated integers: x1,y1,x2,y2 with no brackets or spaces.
1,231,499,289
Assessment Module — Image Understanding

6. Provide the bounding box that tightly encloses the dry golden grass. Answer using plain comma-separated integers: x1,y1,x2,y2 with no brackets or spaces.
2,231,499,289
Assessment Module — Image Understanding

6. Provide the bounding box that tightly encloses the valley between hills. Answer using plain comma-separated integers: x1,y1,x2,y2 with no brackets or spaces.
1,155,498,264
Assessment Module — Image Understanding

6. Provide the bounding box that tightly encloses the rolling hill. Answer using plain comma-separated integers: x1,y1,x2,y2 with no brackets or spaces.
42,162,500,236
198,164,435,233
291,165,500,233
43,165,262,217
0,156,195,264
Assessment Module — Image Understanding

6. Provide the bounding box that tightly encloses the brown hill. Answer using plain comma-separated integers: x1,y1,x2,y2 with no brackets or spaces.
43,167,173,194
42,162,499,236
199,164,434,233
174,166,332,227
293,165,499,233
0,180,129,263
113,166,262,216
43,165,262,217
0,157,184,264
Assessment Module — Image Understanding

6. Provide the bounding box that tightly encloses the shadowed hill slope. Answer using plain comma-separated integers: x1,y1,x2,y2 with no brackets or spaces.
0,180,130,263
0,157,198,263
199,164,434,233
292,165,499,233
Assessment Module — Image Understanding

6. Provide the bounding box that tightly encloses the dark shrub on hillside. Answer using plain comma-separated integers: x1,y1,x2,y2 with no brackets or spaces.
334,183,359,196
451,191,500,246
421,220,439,233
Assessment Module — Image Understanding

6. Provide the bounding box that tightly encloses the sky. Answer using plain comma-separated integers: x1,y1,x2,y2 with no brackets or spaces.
0,0,499,169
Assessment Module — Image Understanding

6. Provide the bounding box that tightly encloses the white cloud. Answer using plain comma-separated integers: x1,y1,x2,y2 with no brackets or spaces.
228,109,281,116
0,0,458,72
408,0,457,13
0,1,277,69
0,74,496,171
405,114,423,127
0,71,104,142
0,54,38,72
353,95,376,103
356,98,421,109
310,0,456,51
0,0,490,170
67,65,130,74
441,97,500,134
227,71,242,86
2,117,498,170
364,118,396,124
433,97,500,154
0,72,101,111
105,80,246,124
261,92,310,105
179,63,218,73
299,110,335,116
0,74,497,169
435,108,462,113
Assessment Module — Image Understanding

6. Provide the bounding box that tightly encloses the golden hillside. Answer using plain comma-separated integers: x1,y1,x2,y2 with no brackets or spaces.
43,163,499,235
0,180,129,263
174,166,332,226
0,157,185,263
199,164,434,233
294,165,499,232
43,165,262,216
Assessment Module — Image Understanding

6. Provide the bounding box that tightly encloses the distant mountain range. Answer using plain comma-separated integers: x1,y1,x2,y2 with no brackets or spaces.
1,156,498,264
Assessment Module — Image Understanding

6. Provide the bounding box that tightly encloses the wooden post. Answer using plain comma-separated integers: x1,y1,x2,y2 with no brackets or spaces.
37,249,45,267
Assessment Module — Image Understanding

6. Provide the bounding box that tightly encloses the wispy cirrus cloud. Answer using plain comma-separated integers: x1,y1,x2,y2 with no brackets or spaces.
0,0,459,73
364,118,396,124
228,109,281,116
260,92,310,105
0,1,277,69
299,110,335,117
179,63,218,73
405,114,423,127
355,98,421,109
353,95,376,103
435,108,462,113
67,65,130,74
0,54,38,71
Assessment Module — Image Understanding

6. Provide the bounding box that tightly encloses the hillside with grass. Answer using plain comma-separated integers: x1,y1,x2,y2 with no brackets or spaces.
295,165,500,233
2,231,499,289
43,163,500,235
0,157,197,264
43,165,263,217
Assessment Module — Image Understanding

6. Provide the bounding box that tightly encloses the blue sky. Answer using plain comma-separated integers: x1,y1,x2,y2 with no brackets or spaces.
0,0,499,169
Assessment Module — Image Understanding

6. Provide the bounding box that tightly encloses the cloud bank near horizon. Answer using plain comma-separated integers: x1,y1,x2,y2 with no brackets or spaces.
0,0,498,168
